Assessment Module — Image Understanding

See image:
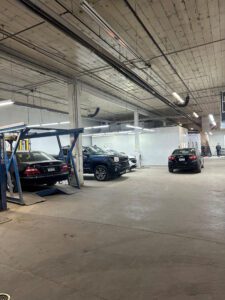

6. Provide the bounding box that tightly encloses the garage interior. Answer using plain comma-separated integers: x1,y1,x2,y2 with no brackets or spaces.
1,0,225,299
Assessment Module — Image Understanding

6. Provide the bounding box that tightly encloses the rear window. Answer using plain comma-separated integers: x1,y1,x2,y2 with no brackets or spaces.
172,148,196,155
16,151,55,162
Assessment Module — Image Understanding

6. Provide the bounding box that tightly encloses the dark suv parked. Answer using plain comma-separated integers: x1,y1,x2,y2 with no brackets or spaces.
83,146,129,181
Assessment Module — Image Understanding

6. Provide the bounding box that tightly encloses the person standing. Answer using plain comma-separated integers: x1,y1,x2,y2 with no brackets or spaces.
216,143,221,157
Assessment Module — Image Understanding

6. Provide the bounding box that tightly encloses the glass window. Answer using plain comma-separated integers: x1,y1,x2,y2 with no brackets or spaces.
172,148,196,155
16,151,55,162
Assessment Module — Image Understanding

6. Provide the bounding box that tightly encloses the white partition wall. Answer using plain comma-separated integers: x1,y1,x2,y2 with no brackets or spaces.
140,127,186,166
92,126,188,166
92,134,135,156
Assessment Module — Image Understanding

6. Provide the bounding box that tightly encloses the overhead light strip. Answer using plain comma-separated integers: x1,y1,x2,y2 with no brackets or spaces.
84,125,109,130
0,99,14,107
172,92,184,104
193,112,199,118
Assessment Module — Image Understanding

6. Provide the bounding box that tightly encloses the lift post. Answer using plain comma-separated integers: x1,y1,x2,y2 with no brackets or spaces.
0,123,83,205
0,134,7,211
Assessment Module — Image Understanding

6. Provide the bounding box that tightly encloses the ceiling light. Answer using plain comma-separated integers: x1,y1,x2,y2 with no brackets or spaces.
172,92,184,104
190,128,194,130
208,114,216,126
209,131,213,135
126,124,142,130
193,112,199,118
0,99,14,107
59,121,70,125
27,124,41,128
84,125,109,130
41,122,59,126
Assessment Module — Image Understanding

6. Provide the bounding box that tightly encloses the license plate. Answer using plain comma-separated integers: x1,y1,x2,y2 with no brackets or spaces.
48,167,55,172
179,158,185,161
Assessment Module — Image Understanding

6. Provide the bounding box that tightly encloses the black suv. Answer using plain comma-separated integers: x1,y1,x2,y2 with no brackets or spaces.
83,146,129,181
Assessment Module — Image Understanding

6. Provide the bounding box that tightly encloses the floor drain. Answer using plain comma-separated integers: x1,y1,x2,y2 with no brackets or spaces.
0,294,10,300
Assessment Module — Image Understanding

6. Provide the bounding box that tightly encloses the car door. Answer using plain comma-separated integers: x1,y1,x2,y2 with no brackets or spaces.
83,148,92,173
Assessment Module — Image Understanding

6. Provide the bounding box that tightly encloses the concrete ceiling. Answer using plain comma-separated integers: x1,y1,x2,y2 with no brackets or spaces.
0,0,224,126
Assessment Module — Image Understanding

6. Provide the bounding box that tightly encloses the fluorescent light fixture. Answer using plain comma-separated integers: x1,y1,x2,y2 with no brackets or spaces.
190,128,194,130
172,92,184,104
126,124,142,130
0,99,14,106
193,112,199,118
27,124,41,128
41,122,59,126
208,114,216,126
59,121,70,125
208,114,214,121
84,125,109,130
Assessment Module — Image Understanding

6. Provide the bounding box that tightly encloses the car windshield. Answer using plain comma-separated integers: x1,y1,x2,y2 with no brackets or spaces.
106,149,120,155
16,151,55,162
172,148,196,155
83,146,107,155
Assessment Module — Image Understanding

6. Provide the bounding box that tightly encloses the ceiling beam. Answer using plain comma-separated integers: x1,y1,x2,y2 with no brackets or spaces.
17,0,200,127
80,81,153,117
0,45,153,117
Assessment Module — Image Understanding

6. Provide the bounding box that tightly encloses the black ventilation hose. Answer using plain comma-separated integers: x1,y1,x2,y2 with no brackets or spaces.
176,95,190,107
88,107,100,117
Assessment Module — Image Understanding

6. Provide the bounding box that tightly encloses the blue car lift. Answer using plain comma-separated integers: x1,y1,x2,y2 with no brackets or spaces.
0,123,83,206
0,134,7,211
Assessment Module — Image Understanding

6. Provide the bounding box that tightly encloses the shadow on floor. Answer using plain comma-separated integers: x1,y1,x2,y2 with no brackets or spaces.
171,169,203,175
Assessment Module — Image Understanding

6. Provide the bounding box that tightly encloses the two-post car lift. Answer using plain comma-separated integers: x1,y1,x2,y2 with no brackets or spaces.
0,123,83,210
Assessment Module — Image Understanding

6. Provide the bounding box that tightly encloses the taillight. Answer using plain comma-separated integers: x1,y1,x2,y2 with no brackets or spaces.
24,166,40,176
168,155,175,161
60,163,69,172
189,155,197,160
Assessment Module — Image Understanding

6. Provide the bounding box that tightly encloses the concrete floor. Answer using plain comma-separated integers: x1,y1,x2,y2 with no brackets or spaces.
1,158,225,299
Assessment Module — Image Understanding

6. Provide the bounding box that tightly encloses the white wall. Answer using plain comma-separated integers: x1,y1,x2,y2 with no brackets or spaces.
92,134,135,156
0,105,95,154
140,127,184,165
92,126,188,166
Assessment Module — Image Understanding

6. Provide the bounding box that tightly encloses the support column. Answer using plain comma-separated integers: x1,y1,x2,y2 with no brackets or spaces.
134,110,141,168
68,80,84,185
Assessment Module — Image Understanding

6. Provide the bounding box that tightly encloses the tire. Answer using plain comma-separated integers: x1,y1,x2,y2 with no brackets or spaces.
169,168,173,173
195,165,201,173
94,165,109,181
47,181,57,186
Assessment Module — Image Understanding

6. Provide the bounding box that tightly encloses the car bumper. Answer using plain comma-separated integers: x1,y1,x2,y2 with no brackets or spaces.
20,173,69,185
109,163,128,175
168,161,198,170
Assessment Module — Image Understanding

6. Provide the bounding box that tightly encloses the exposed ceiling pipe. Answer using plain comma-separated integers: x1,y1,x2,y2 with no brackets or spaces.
18,0,200,127
87,107,100,118
123,0,200,108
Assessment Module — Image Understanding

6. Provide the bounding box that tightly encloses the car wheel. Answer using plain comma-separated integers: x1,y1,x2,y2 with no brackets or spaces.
169,168,173,173
47,181,57,186
196,165,201,173
94,165,109,181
